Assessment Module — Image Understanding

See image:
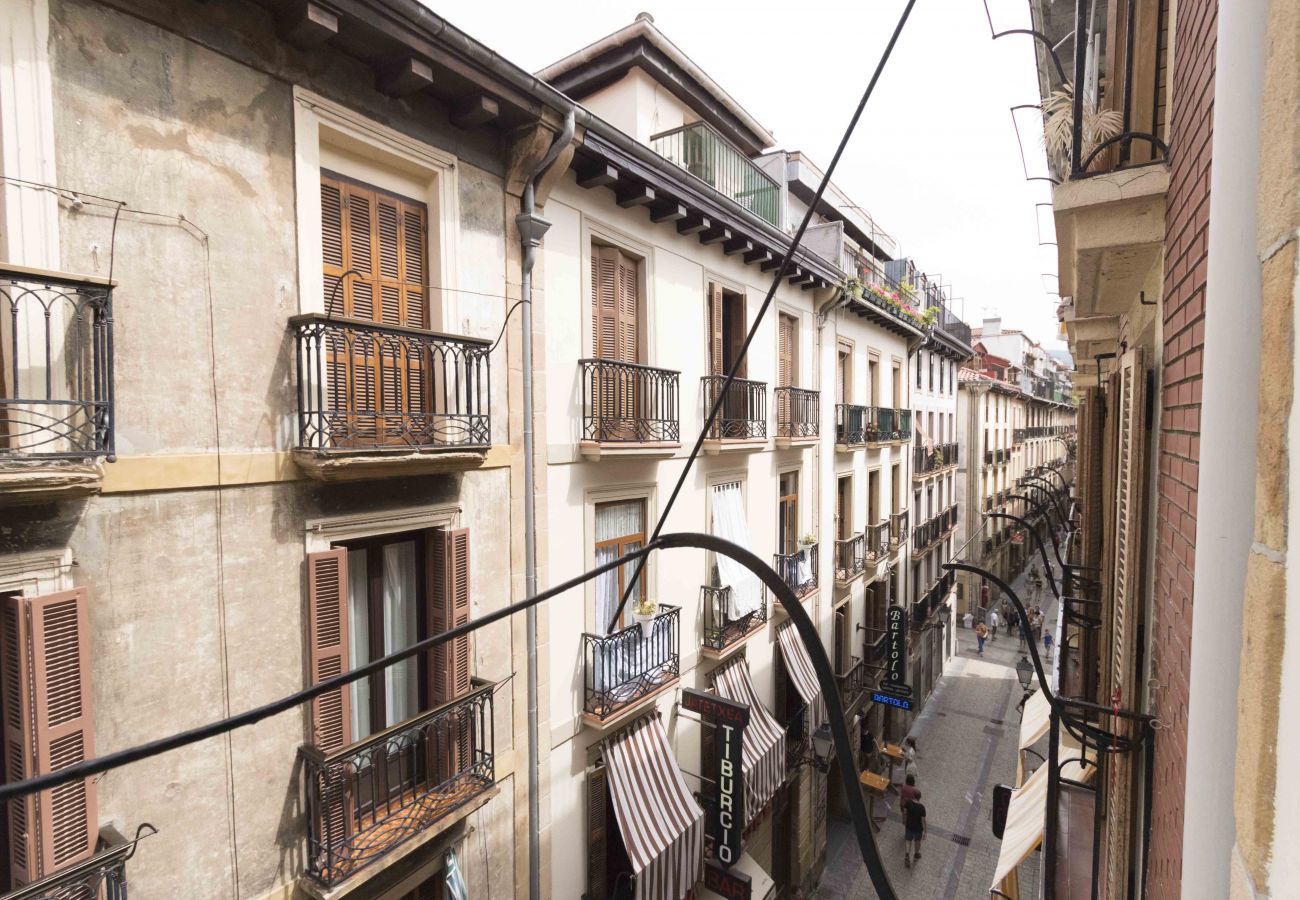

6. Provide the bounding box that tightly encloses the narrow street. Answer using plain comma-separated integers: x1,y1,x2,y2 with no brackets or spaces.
817,557,1061,899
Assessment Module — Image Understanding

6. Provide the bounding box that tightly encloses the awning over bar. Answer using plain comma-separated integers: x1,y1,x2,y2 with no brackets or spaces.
990,763,1049,890
605,715,705,900
712,657,786,821
1019,689,1051,750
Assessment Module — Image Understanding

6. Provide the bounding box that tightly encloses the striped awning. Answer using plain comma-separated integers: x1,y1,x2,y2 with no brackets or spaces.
991,763,1049,890
1018,688,1051,750
605,715,705,900
777,622,825,724
712,657,786,821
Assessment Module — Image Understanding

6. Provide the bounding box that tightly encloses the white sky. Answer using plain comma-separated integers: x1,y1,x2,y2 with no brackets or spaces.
427,0,1066,352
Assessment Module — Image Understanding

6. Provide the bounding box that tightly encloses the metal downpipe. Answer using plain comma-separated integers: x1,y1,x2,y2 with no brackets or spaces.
519,109,575,900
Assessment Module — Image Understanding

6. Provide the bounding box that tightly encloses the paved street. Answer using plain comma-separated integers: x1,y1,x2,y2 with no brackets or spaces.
816,556,1062,899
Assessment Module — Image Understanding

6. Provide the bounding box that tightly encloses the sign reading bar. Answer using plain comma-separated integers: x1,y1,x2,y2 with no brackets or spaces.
704,858,752,900
682,687,749,868
884,604,912,697
872,690,913,710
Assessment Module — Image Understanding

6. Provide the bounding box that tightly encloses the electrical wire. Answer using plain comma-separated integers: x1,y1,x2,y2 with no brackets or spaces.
608,0,919,632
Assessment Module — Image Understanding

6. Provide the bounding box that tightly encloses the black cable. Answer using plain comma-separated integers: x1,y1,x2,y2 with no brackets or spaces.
608,0,919,633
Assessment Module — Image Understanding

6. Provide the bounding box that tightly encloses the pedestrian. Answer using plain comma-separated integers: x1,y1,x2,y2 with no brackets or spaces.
1001,601,1012,636
979,582,990,613
899,772,919,809
1044,629,1054,658
903,790,927,868
1031,614,1043,646
903,736,919,781
975,621,988,657
1016,609,1026,649
988,608,1000,641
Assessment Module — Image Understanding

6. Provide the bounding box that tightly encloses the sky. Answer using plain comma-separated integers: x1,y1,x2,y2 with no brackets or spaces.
424,0,1066,352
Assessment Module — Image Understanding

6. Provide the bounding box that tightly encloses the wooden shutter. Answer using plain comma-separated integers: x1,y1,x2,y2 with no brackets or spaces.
1104,348,1147,897
708,283,725,375
586,763,609,900
1,589,97,885
778,314,794,388
429,528,472,703
307,549,351,753
592,245,621,360
320,173,429,445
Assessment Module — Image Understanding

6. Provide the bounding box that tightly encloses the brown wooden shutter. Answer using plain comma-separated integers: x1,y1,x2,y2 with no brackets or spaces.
616,253,639,365
586,763,609,900
307,549,351,753
778,314,794,388
429,528,472,703
592,245,620,360
1,589,97,884
708,282,724,375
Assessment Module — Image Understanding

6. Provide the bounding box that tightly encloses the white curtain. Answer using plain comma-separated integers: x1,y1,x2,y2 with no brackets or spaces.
594,501,645,694
383,540,419,728
347,548,372,740
712,482,762,618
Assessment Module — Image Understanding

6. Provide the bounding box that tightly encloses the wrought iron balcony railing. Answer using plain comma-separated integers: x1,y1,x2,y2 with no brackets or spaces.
3,825,149,900
649,121,780,226
866,407,911,442
583,605,680,721
834,533,865,581
1,268,114,460
836,404,868,446
891,510,909,548
701,584,767,652
865,629,888,666
774,386,819,439
580,359,680,443
913,442,958,475
292,313,490,452
774,543,818,598
868,520,892,561
836,656,867,710
784,708,809,775
701,376,767,440
301,681,495,887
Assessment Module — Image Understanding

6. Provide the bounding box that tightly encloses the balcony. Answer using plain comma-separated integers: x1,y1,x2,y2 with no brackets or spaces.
579,359,681,460
0,267,114,503
865,629,887,667
3,825,147,900
834,534,865,584
774,386,819,447
866,407,911,444
300,681,496,889
291,313,491,480
836,656,868,711
835,404,869,448
774,542,819,599
913,442,958,478
701,375,767,450
890,510,909,548
649,121,780,227
701,585,767,656
867,520,892,563
582,605,680,724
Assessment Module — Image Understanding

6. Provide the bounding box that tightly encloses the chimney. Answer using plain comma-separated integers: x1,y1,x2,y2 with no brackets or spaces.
982,316,1002,336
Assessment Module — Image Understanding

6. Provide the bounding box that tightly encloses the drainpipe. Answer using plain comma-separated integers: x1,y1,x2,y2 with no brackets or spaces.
517,109,575,900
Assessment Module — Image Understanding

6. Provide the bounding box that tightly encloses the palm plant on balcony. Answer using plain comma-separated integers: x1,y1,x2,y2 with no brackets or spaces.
1042,83,1124,179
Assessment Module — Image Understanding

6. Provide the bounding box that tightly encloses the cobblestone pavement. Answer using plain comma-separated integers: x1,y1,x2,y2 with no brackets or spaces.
815,555,1063,899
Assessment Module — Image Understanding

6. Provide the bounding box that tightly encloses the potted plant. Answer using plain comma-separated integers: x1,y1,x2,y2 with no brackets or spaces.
632,597,659,638
799,532,817,547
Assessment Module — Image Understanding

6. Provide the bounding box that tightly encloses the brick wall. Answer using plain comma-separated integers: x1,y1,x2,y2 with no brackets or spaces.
1147,0,1217,894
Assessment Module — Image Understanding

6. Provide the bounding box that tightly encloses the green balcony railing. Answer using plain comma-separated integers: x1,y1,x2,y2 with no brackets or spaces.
650,122,780,226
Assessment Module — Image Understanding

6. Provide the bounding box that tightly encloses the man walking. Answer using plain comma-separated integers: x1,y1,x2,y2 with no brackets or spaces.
903,790,927,868
988,607,1000,642
975,621,988,657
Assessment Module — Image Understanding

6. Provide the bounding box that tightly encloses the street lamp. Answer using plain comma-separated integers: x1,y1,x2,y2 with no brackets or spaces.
1015,655,1036,714
811,722,835,773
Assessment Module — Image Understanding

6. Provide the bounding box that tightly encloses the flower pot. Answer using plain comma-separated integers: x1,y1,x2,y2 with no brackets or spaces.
633,610,657,638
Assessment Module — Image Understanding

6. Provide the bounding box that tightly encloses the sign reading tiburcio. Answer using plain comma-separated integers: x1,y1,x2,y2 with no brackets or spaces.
681,687,750,868
879,604,913,702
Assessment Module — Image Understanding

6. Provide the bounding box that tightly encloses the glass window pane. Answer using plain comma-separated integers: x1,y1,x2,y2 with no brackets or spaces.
347,548,372,740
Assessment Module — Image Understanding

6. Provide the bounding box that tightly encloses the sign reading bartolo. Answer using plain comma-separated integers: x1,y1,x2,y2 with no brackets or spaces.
681,687,750,870
878,604,913,705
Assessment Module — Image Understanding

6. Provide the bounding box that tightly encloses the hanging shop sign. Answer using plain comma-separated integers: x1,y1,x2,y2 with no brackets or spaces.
878,604,913,702
704,858,753,900
682,687,749,867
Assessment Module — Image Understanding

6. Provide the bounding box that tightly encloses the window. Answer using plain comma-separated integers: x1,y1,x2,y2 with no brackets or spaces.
594,500,646,633
306,528,471,752
837,344,852,404
837,476,854,540
592,245,642,363
707,283,746,376
927,354,934,392
916,355,922,389
778,471,800,555
891,464,902,513
777,313,797,388
868,357,880,406
868,470,880,526
1,589,97,889
892,362,902,408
